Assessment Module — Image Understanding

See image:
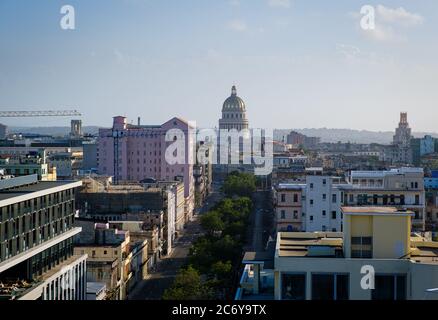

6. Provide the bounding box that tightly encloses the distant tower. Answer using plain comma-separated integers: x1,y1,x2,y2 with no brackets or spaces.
393,112,411,147
70,119,83,138
0,123,8,140
218,85,249,131
388,112,413,165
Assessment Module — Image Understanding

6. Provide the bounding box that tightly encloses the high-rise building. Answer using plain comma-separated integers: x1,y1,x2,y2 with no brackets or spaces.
0,175,86,300
97,116,195,220
70,120,83,138
393,112,411,147
385,113,413,165
0,124,8,140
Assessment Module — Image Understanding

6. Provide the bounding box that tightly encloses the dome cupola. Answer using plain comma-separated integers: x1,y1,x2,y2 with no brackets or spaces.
222,85,246,112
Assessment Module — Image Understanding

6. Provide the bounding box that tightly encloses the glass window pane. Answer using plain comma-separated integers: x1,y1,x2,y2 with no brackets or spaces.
336,275,349,300
372,275,395,300
396,275,406,300
282,274,306,300
312,274,334,300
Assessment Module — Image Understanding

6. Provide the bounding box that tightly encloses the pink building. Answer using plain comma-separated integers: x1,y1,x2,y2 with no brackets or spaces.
97,116,195,220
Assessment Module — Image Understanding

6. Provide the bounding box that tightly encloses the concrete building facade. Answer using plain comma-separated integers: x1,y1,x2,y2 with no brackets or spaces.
0,175,87,300
97,116,195,219
238,207,438,300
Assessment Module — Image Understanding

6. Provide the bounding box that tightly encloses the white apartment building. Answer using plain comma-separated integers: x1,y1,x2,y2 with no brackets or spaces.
273,167,426,233
304,175,344,232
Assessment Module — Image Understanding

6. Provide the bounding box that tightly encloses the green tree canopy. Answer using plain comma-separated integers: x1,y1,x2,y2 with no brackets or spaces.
163,266,212,300
200,211,225,236
222,172,256,198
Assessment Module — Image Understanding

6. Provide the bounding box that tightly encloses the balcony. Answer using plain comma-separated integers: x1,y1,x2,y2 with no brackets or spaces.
235,250,275,300
0,279,42,300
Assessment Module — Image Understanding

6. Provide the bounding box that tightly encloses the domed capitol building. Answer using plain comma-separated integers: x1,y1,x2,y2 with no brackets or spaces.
218,85,249,131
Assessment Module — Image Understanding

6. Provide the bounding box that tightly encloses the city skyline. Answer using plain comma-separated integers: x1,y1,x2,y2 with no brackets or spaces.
1,1,437,131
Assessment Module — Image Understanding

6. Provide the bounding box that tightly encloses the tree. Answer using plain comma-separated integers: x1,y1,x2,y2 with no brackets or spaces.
163,266,212,300
211,260,232,280
223,172,256,198
200,211,224,236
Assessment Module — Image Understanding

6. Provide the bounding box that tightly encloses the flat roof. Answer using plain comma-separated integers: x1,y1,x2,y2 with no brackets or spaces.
276,183,305,190
278,232,343,258
341,206,414,215
0,180,82,205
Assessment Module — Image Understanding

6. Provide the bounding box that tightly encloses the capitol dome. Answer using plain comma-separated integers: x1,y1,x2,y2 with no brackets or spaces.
222,85,246,112
218,85,249,131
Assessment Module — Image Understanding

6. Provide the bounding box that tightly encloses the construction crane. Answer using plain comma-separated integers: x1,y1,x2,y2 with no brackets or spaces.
0,110,81,117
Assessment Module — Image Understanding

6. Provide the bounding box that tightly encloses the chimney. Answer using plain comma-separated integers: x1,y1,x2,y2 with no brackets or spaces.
138,117,141,126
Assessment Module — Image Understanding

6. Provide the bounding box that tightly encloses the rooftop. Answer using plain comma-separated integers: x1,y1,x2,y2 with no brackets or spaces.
277,232,343,258
350,167,424,178
276,183,306,190
0,177,81,203
341,206,414,215
276,231,438,263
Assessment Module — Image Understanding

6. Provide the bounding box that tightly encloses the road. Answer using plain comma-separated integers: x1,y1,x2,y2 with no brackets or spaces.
128,183,223,300
247,191,272,252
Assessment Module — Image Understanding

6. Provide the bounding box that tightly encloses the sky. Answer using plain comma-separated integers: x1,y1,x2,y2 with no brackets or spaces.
0,0,437,132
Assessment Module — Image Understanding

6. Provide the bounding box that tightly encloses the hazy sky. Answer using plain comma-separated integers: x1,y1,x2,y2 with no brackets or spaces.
0,0,437,131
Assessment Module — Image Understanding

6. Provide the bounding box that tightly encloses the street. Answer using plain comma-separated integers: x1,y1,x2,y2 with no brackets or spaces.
128,183,223,300
247,191,273,252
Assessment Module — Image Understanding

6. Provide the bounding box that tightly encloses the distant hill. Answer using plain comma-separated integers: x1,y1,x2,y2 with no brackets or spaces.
7,126,438,144
9,126,101,137
274,128,438,144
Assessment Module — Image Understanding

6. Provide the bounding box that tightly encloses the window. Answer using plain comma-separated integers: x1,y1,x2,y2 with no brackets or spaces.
104,250,107,255
331,211,337,219
351,237,372,258
282,274,306,300
372,275,406,300
400,195,405,205
322,210,326,216
310,199,314,206
332,194,337,203
281,194,286,202
310,216,314,221
293,211,298,219
415,195,420,205
310,183,314,190
322,179,327,185
311,274,349,300
281,210,286,219
293,194,298,203
322,194,327,201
